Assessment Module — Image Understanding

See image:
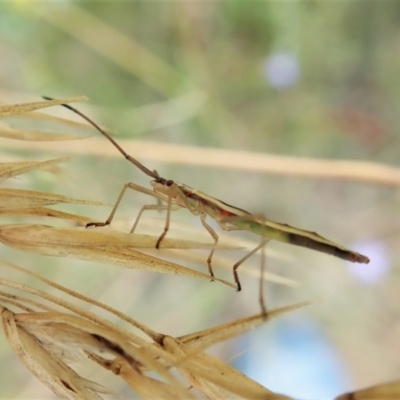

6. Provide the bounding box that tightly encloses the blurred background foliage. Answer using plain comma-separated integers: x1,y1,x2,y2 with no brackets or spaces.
1,1,400,399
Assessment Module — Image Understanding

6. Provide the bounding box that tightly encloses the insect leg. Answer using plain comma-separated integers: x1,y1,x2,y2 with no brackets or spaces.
130,203,179,233
87,182,133,228
258,238,270,318
155,193,172,249
199,211,220,281
87,182,178,234
125,183,180,245
232,238,271,294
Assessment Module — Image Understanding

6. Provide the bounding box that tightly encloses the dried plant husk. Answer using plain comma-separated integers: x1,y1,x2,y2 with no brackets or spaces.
0,260,302,400
2,308,107,400
178,302,309,350
0,207,95,224
0,96,87,119
0,158,71,182
335,380,400,399
0,224,237,288
0,96,96,141
0,188,106,210
87,351,197,399
0,153,106,223
0,121,86,141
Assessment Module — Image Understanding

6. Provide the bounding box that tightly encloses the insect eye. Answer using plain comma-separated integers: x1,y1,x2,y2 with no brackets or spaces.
166,180,174,187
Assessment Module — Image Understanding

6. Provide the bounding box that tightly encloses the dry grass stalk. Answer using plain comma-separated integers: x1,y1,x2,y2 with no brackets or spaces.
5,136,400,186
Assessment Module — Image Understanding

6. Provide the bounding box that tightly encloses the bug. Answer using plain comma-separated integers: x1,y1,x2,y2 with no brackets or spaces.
44,97,369,311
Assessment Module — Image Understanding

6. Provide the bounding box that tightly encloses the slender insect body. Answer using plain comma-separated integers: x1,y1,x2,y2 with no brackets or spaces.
45,97,370,314
176,186,251,223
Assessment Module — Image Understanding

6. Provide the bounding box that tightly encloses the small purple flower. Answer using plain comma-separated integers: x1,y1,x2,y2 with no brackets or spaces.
263,51,300,89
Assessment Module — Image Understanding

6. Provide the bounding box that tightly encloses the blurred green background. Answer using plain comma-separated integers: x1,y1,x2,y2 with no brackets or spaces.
1,1,400,399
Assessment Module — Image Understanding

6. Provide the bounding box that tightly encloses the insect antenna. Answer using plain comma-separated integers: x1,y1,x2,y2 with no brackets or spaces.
42,96,159,179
